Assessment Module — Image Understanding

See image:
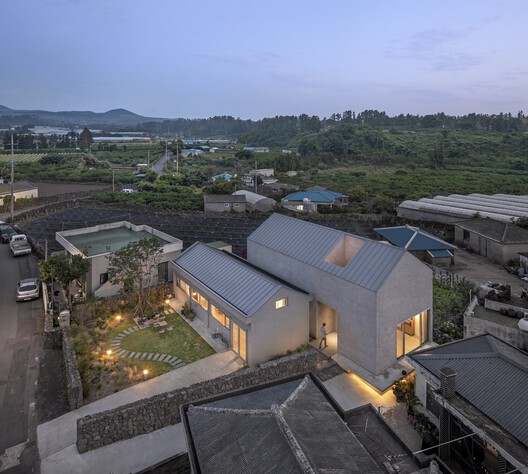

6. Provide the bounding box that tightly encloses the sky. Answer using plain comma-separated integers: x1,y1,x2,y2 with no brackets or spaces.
1,0,527,120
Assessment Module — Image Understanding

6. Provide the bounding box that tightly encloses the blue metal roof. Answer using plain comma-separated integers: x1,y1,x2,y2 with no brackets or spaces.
212,172,233,181
282,190,345,203
248,214,406,292
427,249,453,258
173,242,284,316
375,225,455,251
410,335,528,447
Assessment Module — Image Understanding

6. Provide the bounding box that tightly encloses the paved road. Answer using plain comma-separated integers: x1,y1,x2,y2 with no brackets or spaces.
151,151,172,175
0,244,42,472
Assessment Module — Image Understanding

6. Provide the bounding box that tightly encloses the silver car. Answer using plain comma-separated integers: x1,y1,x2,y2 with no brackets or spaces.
16,278,40,302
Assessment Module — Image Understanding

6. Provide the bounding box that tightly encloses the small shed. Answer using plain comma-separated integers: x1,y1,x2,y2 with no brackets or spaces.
232,190,276,212
204,194,246,213
375,225,455,266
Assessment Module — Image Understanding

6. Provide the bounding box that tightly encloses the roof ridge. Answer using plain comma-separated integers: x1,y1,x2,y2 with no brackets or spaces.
405,229,419,249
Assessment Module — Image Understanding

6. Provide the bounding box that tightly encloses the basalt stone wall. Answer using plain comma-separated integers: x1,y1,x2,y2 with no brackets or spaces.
77,348,318,453
63,329,83,410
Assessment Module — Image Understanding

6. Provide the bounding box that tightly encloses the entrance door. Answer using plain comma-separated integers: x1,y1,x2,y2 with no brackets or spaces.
231,322,247,362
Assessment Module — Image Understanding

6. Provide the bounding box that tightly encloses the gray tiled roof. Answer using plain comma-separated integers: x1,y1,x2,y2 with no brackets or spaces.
455,217,528,243
172,242,283,316
248,213,406,292
186,376,381,473
410,335,528,447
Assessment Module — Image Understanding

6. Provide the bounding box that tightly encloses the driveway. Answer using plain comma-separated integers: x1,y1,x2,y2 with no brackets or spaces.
450,249,526,297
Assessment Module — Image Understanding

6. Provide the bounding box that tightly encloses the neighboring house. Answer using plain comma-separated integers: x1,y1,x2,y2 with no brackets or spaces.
409,334,528,473
375,225,455,266
211,172,233,182
0,181,38,205
285,170,298,177
181,374,383,473
171,242,312,366
180,148,203,157
454,217,528,265
56,221,183,298
249,168,274,177
281,189,348,213
252,147,269,153
247,213,433,390
204,194,246,213
232,190,276,212
239,174,254,187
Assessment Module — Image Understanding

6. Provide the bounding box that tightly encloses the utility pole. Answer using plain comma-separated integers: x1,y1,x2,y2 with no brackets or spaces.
10,133,14,220
112,169,115,192
176,139,179,176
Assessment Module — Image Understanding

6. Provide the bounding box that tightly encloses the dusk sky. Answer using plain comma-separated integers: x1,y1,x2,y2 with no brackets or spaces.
2,0,527,120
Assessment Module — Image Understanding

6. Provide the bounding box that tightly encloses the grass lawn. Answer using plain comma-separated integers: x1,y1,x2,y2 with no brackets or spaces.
106,312,215,364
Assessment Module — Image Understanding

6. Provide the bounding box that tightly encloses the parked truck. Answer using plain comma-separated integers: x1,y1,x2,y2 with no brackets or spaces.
10,234,32,257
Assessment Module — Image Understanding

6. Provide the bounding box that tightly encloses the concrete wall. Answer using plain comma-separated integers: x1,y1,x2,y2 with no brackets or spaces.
247,240,432,375
249,287,311,365
0,187,38,205
377,253,433,374
204,202,246,213
76,349,318,453
465,313,528,350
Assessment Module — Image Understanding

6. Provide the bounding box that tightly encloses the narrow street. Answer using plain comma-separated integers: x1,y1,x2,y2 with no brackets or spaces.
0,245,42,472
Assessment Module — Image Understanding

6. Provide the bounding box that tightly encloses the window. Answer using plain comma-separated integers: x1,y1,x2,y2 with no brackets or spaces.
192,289,208,310
100,273,108,284
275,297,288,310
177,278,190,295
224,203,230,207
211,304,230,328
463,229,470,240
396,310,428,358
234,203,239,207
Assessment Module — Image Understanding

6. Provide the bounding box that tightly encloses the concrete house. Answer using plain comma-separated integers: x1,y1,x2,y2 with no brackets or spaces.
409,335,528,473
56,221,183,298
0,180,38,205
247,214,433,390
281,189,348,213
204,194,246,213
171,242,312,366
454,217,528,265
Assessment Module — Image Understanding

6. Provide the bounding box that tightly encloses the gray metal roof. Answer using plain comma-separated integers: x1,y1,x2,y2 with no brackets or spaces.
410,335,528,447
232,190,274,205
248,213,406,292
455,217,528,243
204,194,246,203
172,242,284,316
186,376,381,473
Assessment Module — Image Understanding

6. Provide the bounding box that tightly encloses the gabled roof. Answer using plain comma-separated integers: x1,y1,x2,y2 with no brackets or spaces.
232,190,274,204
0,180,37,196
173,242,295,316
248,213,407,292
375,225,455,251
282,190,345,203
409,334,528,447
455,217,528,243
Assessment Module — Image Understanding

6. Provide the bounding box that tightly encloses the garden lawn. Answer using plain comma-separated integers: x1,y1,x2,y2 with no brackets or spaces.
107,312,215,364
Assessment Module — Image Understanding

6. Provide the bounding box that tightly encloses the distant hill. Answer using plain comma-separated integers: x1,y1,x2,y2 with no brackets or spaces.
0,105,165,127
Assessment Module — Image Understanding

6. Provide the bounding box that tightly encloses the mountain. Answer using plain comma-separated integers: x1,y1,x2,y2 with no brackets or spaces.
0,105,165,127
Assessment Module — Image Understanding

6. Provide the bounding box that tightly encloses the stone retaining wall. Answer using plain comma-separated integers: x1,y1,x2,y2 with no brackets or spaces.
77,348,318,453
63,329,83,410
465,313,528,350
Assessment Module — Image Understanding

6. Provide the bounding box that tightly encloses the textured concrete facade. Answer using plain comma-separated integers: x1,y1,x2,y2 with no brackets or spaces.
248,240,432,376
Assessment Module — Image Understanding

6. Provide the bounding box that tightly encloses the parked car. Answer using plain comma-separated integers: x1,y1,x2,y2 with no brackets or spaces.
16,278,40,302
10,234,31,256
1,227,17,243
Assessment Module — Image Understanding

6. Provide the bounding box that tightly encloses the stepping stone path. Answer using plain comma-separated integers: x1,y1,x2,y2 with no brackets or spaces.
109,317,186,370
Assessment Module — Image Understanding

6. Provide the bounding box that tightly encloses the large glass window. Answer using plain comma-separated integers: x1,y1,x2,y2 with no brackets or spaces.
211,304,230,329
192,289,208,310
231,321,247,362
176,278,190,295
396,310,428,358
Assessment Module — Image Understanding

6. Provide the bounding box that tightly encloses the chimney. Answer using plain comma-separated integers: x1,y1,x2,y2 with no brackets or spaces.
439,367,456,399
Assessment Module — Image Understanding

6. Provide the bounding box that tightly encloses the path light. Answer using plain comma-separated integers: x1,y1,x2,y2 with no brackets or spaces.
107,349,112,357
143,369,149,381
165,299,170,304
116,315,122,323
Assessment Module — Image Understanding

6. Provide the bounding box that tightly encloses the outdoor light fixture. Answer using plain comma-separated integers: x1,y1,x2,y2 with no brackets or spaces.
143,369,149,381
116,315,122,322
107,349,112,356
165,299,170,304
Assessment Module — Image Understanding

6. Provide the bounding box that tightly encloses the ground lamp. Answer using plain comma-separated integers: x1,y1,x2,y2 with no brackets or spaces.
143,369,149,381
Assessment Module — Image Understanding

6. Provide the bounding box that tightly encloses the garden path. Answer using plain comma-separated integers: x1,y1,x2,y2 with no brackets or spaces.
109,326,186,369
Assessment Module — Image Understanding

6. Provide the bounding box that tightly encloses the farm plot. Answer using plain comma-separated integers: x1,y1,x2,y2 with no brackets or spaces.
0,153,45,163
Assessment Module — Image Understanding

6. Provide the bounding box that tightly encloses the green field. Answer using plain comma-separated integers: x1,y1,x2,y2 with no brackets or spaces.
0,153,45,163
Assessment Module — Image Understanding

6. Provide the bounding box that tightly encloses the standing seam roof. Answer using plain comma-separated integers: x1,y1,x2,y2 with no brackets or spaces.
248,214,407,292
173,242,282,316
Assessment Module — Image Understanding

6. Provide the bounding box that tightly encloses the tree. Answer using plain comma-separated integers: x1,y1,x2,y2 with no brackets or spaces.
79,127,93,150
39,254,90,307
107,238,163,315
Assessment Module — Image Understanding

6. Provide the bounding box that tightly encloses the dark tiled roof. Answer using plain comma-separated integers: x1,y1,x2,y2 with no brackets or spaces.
204,194,246,204
409,335,528,447
455,218,528,243
186,376,381,473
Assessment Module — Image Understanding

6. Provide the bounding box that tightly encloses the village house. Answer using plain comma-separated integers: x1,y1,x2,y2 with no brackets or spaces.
171,242,312,366
56,221,182,298
281,189,348,213
0,180,38,205
203,194,246,213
